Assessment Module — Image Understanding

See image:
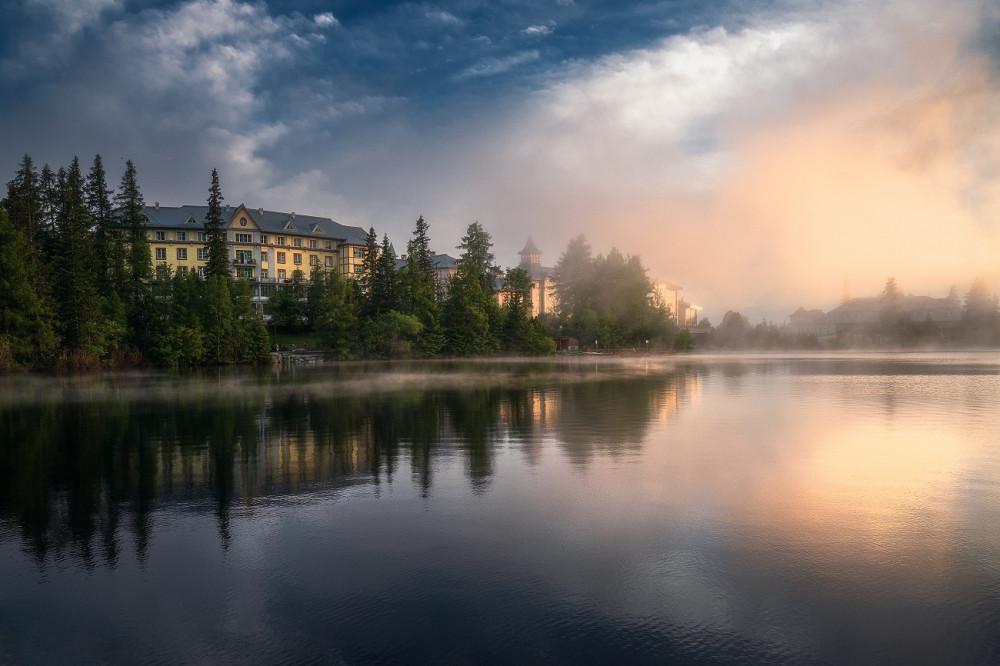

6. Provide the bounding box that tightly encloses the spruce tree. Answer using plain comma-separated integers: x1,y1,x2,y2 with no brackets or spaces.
4,155,56,326
457,221,499,295
373,233,399,315
402,215,443,355
86,154,119,299
205,169,230,279
0,207,59,367
54,156,103,354
115,160,156,348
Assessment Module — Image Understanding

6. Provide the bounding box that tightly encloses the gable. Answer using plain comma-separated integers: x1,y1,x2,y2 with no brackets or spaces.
226,204,262,231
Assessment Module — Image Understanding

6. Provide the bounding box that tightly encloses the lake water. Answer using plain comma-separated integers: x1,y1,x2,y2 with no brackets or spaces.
1,353,999,664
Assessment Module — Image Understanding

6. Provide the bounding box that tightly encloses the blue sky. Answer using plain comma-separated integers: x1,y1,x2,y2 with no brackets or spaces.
2,0,999,320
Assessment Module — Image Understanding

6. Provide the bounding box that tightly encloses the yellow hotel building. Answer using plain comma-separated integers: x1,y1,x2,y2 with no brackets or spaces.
144,203,370,308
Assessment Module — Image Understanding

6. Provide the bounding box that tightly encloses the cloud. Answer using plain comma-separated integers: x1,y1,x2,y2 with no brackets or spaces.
457,50,540,79
448,0,1000,319
314,12,339,28
523,25,553,37
426,10,464,27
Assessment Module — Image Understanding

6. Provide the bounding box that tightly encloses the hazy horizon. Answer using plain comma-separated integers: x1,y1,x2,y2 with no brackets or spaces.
3,0,998,323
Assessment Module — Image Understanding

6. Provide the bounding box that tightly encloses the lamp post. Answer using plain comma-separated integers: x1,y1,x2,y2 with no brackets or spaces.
645,339,649,354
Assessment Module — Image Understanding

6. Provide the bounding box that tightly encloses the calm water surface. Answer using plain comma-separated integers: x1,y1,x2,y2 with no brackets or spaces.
1,353,999,664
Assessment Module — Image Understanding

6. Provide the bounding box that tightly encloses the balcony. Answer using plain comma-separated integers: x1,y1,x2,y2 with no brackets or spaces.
232,257,257,266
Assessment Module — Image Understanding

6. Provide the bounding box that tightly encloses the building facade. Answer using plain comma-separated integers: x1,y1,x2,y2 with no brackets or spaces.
144,203,370,309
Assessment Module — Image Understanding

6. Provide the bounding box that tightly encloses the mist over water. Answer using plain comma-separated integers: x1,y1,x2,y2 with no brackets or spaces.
2,354,999,663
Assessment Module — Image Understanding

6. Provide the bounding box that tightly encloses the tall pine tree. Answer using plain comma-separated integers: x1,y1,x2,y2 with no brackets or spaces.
54,157,104,354
116,159,155,348
205,169,230,279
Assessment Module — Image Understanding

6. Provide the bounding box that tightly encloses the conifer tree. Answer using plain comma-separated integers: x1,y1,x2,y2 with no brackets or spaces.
457,221,499,295
4,155,56,330
373,233,399,315
205,169,230,280
401,215,443,355
0,207,59,367
115,160,155,347
86,154,120,299
37,164,60,263
54,156,103,354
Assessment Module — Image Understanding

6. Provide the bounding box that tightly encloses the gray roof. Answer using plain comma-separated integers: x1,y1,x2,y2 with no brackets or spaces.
142,204,369,245
393,253,460,272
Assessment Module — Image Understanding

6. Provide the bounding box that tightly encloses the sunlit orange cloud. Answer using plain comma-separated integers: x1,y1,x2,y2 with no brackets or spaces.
462,0,1000,321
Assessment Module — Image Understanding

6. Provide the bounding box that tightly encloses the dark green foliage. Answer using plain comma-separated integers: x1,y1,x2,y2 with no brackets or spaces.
400,215,444,356
552,234,675,351
54,157,104,355
231,280,271,362
204,169,230,280
363,310,423,358
314,268,361,359
116,160,155,348
268,270,306,330
86,155,120,300
0,207,59,368
457,221,499,296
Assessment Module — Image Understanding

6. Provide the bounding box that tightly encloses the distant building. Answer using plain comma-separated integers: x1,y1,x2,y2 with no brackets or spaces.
144,203,369,312
654,280,701,326
496,237,558,318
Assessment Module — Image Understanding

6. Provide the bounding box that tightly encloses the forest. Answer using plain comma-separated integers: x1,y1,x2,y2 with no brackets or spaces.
1,154,683,371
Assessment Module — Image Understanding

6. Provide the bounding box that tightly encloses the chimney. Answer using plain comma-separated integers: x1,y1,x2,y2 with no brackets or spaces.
290,212,296,220
154,202,159,210
257,207,263,215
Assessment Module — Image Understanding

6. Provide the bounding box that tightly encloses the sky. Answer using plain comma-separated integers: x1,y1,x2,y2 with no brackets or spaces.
2,0,999,322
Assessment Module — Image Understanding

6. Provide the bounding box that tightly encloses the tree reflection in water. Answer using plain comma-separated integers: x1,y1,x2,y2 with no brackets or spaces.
0,361,698,565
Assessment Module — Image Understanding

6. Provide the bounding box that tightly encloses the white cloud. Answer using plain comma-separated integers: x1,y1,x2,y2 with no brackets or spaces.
314,12,339,27
524,25,553,37
457,50,540,79
426,10,464,26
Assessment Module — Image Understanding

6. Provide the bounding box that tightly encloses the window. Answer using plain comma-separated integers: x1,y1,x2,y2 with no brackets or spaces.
324,241,333,249
262,269,269,279
260,251,268,262
308,239,317,249
293,238,302,247
197,266,206,278
354,247,365,258
236,267,254,279
197,232,207,242
261,234,268,244
310,255,318,266
293,253,302,265
197,248,208,260
353,264,364,274
176,248,187,260
235,232,252,243
155,248,166,260
235,250,253,264
176,231,186,241
277,269,287,281
154,231,166,241
325,256,333,267
178,266,188,276
277,252,286,264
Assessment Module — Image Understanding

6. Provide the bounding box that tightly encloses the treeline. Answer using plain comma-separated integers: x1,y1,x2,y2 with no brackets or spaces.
546,235,689,351
708,277,1000,350
2,153,685,370
266,217,555,358
1,155,269,370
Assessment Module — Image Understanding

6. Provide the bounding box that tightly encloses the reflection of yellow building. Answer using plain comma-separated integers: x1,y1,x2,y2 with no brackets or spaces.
144,203,370,310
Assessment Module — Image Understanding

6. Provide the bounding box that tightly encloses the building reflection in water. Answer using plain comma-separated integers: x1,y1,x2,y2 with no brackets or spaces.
0,361,698,565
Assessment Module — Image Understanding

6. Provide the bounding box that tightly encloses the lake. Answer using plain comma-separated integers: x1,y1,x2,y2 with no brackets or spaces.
2,353,999,664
